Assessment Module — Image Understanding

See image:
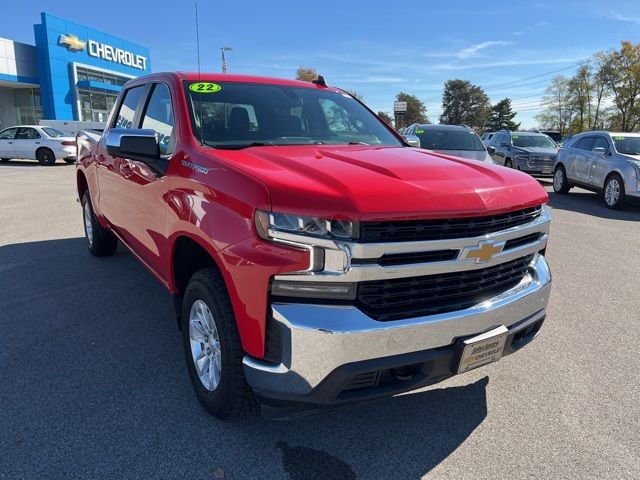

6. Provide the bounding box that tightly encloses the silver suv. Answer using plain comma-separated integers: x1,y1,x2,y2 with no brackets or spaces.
553,131,640,209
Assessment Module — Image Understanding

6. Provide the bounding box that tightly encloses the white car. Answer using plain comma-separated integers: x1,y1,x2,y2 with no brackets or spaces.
0,125,77,165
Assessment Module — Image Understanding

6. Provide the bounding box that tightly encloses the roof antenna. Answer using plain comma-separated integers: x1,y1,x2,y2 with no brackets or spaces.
312,75,327,87
195,2,204,146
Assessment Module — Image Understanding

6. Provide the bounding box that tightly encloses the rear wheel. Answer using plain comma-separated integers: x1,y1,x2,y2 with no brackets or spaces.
82,191,118,256
0,158,9,163
182,268,254,419
603,174,625,209
553,166,571,194
36,148,56,166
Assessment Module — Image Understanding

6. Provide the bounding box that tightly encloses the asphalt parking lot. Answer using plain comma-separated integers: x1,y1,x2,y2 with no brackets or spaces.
1,161,640,480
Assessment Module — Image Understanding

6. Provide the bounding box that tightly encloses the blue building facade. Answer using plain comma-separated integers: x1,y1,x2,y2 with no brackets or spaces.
0,12,151,127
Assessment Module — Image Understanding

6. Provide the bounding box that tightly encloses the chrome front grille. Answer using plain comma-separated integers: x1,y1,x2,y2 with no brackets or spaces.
272,205,551,319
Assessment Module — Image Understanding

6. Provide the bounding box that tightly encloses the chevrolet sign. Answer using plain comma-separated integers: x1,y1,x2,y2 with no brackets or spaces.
87,40,147,70
59,33,147,70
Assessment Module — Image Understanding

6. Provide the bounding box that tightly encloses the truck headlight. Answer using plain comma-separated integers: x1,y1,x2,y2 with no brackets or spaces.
255,210,359,241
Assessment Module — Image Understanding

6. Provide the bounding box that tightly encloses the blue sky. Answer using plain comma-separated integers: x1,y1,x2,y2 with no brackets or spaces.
2,0,640,127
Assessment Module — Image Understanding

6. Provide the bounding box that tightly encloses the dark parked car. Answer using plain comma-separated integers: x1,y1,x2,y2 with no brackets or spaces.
488,130,558,175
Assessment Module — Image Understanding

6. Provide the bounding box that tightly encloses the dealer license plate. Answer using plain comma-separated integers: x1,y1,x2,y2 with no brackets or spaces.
457,325,509,374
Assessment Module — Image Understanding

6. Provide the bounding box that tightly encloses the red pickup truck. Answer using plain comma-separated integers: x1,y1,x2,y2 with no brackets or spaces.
76,72,551,419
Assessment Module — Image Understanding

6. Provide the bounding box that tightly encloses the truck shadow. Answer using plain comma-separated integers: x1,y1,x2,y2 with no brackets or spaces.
0,159,73,167
0,237,487,480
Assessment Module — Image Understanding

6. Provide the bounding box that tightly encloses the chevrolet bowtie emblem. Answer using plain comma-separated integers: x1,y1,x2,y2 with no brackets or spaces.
59,34,86,51
461,240,505,263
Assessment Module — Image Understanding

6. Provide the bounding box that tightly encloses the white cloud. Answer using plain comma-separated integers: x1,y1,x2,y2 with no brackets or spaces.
456,40,512,59
610,11,640,24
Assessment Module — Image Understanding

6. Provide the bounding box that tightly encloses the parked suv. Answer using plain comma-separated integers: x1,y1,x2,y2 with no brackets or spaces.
553,131,640,209
489,130,558,175
76,72,551,419
405,124,493,162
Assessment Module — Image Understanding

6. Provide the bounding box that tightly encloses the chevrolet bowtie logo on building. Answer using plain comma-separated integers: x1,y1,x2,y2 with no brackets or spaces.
461,240,505,263
59,34,86,51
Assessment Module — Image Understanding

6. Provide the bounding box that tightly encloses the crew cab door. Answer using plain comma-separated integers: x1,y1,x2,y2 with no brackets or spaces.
0,128,18,158
97,82,175,277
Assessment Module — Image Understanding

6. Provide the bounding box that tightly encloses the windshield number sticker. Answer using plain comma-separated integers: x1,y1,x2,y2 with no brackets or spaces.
189,82,221,93
415,129,424,134
613,136,625,140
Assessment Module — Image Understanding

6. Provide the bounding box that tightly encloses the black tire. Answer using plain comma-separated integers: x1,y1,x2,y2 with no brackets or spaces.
36,148,56,165
181,268,254,419
64,159,75,164
0,158,9,163
81,191,118,256
603,173,626,210
505,158,513,168
553,166,571,194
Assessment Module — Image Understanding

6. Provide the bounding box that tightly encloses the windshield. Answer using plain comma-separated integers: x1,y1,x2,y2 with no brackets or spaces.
184,81,402,149
512,134,556,148
42,127,67,138
415,129,485,151
612,135,640,155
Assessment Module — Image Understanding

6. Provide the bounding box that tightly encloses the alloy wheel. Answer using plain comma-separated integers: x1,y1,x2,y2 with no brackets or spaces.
83,201,93,247
189,299,222,391
605,178,620,206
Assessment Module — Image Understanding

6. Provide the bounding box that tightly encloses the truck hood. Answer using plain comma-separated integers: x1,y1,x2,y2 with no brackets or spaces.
204,145,548,221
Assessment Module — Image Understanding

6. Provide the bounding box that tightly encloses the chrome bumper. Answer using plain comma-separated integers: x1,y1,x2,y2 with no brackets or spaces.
243,253,551,398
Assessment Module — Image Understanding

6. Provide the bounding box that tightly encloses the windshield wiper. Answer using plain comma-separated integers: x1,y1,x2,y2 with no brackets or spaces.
347,141,369,145
205,141,277,150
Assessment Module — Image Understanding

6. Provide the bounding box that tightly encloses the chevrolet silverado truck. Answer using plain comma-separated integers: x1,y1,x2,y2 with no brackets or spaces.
76,72,552,419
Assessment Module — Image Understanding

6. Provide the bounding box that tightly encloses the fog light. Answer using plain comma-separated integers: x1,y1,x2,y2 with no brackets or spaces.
271,280,357,300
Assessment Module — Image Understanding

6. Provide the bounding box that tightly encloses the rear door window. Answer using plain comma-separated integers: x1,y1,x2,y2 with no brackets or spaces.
0,128,18,139
114,85,147,129
16,127,40,139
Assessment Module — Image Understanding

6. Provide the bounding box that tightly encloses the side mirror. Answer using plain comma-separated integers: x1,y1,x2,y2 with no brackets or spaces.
486,146,496,155
105,128,167,175
403,134,421,148
592,146,606,155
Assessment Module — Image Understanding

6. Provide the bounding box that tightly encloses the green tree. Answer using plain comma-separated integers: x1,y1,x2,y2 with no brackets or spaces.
377,111,393,125
395,92,428,128
295,66,318,82
439,79,491,130
598,41,640,131
486,98,520,131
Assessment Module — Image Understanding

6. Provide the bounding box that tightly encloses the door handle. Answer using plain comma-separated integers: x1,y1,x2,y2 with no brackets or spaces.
7,141,12,144
35,142,40,144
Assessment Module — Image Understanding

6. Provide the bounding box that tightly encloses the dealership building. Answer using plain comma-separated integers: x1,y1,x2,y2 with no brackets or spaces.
0,12,151,129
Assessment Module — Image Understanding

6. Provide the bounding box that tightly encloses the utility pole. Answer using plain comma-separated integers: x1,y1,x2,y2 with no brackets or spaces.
220,47,233,73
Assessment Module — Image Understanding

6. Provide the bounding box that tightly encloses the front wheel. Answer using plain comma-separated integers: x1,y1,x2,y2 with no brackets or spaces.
82,191,118,256
36,148,56,166
553,166,571,194
0,158,9,163
182,268,254,419
603,174,626,209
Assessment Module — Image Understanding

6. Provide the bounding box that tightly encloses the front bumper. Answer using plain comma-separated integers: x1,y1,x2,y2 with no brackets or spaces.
243,253,551,417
